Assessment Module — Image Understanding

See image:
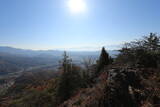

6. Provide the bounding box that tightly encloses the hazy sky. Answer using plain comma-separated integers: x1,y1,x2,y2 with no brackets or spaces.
0,0,160,50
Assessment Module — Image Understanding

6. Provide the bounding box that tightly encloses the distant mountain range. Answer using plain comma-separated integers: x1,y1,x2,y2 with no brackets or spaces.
0,46,119,58
0,46,119,74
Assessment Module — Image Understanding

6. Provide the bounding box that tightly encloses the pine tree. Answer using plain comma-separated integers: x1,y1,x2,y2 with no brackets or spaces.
97,47,110,74
59,51,72,72
56,51,82,105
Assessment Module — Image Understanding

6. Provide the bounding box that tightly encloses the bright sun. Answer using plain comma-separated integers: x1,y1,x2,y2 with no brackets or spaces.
67,0,87,14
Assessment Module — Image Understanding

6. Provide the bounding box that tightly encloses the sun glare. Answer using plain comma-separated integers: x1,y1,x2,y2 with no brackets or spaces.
67,0,87,14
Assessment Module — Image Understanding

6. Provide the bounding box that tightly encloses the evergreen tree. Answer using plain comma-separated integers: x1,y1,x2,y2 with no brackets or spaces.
59,51,72,72
56,51,82,105
97,47,110,74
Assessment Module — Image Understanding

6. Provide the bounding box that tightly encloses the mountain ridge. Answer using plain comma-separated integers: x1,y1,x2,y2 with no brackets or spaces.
0,46,119,57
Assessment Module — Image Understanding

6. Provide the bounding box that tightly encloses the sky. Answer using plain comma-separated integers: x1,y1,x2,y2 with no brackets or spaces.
0,0,160,50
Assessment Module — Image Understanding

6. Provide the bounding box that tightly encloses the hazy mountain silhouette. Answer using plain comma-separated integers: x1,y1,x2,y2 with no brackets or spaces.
0,46,119,74
0,46,119,58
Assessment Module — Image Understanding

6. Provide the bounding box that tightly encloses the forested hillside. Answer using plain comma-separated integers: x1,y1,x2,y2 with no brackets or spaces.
0,33,160,107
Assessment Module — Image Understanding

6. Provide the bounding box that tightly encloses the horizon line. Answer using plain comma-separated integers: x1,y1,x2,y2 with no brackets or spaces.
0,45,122,51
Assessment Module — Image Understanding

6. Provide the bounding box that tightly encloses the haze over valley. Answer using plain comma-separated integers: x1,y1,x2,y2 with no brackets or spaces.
0,0,160,106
